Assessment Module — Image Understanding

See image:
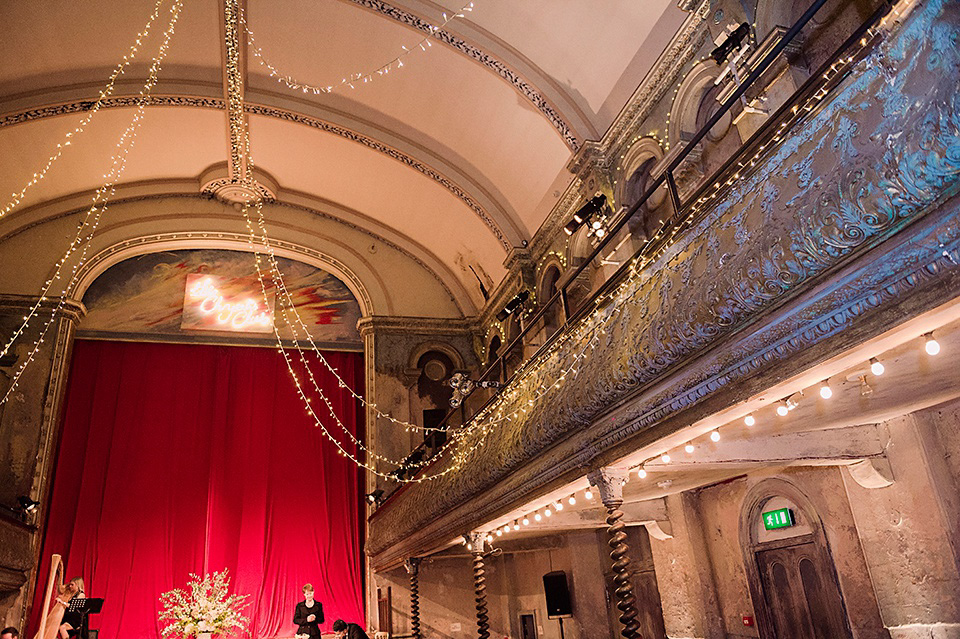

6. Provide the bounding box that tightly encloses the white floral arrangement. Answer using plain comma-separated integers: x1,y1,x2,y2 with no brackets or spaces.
159,570,250,638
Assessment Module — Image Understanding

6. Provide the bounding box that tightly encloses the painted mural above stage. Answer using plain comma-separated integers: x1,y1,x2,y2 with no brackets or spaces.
80,249,362,348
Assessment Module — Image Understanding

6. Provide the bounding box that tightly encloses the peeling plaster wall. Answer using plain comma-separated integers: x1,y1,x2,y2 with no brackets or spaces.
651,467,889,639
842,405,960,639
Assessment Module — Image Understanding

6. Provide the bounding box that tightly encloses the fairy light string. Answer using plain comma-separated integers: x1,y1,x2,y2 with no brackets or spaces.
0,0,169,220
242,2,474,95
0,0,185,406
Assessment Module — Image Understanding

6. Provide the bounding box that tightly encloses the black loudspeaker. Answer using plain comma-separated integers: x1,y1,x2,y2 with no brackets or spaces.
542,571,572,618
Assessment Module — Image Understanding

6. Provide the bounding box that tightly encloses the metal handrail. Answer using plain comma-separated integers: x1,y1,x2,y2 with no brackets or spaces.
385,0,893,486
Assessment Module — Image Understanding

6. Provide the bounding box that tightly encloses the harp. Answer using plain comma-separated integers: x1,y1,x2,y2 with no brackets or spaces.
37,554,64,639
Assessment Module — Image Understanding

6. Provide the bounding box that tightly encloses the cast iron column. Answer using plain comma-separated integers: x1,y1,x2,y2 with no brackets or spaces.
404,557,422,639
588,468,641,639
464,532,490,639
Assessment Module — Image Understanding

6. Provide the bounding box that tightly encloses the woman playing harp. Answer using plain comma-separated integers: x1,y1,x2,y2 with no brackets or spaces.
33,556,85,639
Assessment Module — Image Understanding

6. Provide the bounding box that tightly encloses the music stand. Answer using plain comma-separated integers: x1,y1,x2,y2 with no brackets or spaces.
66,598,104,639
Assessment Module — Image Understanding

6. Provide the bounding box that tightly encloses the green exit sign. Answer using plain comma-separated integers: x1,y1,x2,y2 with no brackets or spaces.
762,508,795,530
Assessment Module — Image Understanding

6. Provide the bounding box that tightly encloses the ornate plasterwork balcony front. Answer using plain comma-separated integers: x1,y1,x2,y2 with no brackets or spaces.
367,0,960,570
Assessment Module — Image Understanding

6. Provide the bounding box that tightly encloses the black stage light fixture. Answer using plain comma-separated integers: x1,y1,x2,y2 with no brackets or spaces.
710,22,750,65
564,194,607,235
496,290,529,322
365,489,385,505
18,496,39,514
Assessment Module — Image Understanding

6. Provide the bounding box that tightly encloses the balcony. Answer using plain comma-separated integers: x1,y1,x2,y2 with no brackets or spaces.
368,0,960,570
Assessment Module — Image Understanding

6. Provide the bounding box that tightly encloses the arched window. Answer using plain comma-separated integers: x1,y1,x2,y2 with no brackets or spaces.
539,264,563,336
486,334,501,367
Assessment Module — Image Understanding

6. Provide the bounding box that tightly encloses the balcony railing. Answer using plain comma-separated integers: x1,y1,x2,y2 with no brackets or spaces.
386,0,894,487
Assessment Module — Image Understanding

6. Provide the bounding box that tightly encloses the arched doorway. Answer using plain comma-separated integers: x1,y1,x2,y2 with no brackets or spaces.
740,480,853,639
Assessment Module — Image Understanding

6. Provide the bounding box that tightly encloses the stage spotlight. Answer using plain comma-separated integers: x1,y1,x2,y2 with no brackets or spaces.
365,489,385,506
710,22,750,65
18,496,39,514
563,194,607,236
496,290,529,322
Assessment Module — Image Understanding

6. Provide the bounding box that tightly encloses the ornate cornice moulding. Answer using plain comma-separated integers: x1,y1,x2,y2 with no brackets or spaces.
367,0,960,566
531,0,710,257
356,315,477,338
345,0,580,150
0,96,512,252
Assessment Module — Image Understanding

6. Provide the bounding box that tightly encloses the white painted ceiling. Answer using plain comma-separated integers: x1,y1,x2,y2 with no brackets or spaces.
0,0,688,311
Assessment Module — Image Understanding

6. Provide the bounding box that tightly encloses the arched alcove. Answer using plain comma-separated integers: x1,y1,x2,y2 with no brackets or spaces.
537,259,564,337
739,478,854,639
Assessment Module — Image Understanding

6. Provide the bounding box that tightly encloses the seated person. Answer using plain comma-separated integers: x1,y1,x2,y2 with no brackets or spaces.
2,627,19,639
332,620,369,639
59,578,86,639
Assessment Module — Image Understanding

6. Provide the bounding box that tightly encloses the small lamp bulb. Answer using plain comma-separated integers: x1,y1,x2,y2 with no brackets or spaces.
744,414,756,426
870,358,885,375
584,489,594,500
925,333,941,355
568,495,576,505
685,444,695,453
637,468,648,479
660,453,671,464
819,381,833,399
777,402,789,417
710,430,721,442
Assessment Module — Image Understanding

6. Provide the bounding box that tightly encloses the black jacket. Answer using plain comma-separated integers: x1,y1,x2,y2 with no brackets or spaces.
343,623,370,639
294,600,325,638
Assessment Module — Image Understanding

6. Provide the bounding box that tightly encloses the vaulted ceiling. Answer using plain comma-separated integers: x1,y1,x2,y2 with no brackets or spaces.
0,0,688,314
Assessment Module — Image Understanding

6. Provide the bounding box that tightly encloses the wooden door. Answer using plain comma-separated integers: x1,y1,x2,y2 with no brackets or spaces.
755,542,851,639
377,586,392,635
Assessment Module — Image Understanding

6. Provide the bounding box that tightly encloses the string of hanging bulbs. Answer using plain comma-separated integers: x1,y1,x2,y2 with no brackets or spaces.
0,0,170,221
0,0,185,407
242,2,475,95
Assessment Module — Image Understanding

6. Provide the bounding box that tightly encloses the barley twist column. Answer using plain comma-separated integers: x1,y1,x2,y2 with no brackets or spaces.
464,532,490,639
588,468,642,639
404,557,422,639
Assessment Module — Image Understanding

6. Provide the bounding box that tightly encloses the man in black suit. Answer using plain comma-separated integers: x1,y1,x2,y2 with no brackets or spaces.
332,619,369,639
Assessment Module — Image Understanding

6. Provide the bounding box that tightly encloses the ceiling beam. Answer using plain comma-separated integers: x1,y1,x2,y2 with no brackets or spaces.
642,423,887,472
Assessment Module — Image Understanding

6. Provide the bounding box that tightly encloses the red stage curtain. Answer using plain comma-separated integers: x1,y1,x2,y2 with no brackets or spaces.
32,340,365,639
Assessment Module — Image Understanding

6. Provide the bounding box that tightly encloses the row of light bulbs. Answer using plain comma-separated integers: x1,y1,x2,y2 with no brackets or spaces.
467,330,945,542
465,487,599,548
642,332,942,470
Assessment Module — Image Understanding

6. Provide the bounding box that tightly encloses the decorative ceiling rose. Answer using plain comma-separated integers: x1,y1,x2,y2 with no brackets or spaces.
198,163,277,205
205,180,273,206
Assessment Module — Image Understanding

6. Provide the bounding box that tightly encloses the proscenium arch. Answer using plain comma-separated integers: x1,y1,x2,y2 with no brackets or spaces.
0,186,478,316
71,234,376,319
